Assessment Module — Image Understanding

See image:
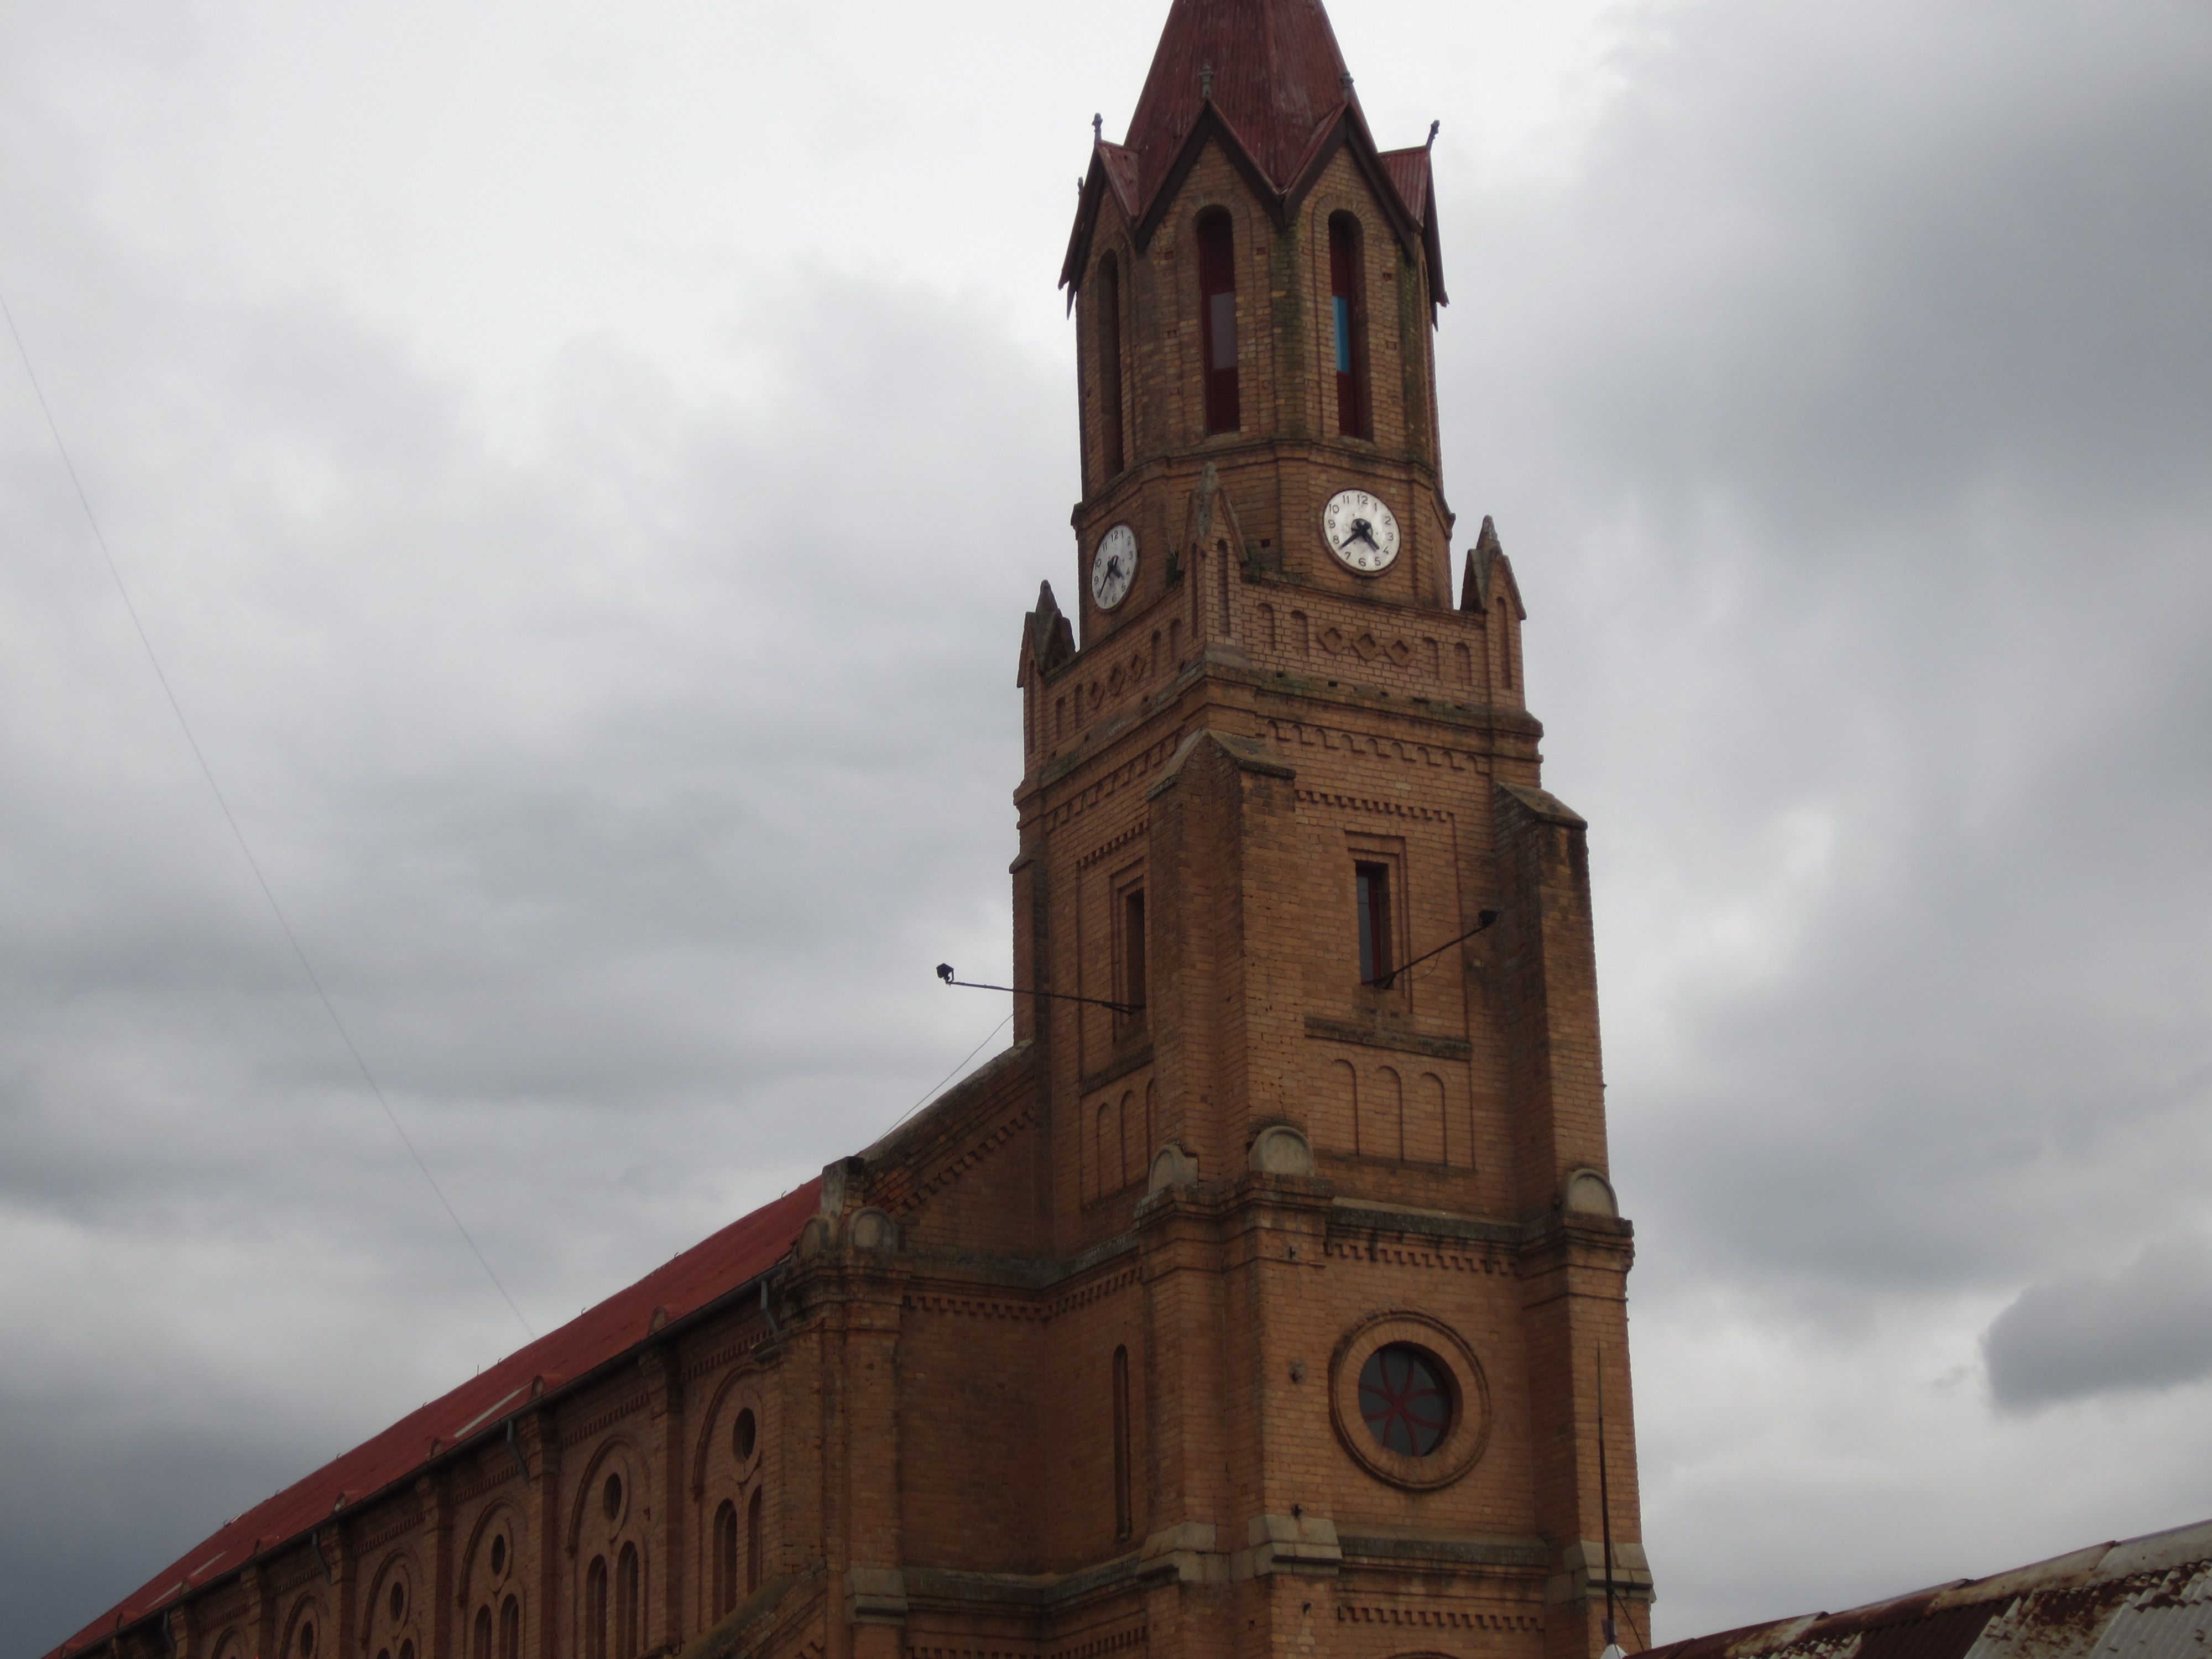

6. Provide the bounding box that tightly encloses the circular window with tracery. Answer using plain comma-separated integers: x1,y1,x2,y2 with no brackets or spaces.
1358,1343,1452,1455
1329,1310,1491,1490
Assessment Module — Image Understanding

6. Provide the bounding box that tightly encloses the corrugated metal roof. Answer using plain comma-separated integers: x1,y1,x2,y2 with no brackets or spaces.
1646,1522,2212,1659
2086,1566,2212,1659
49,1178,821,1656
1859,1600,2008,1659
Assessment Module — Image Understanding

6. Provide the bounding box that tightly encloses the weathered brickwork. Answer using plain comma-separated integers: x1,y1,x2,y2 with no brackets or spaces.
51,8,1650,1659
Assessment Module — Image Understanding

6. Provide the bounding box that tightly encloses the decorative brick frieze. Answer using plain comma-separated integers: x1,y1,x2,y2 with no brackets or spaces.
1334,1602,1546,1633
354,1500,425,1553
560,1391,650,1448
1076,817,1152,870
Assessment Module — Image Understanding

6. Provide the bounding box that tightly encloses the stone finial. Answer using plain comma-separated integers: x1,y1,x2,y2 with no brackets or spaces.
1147,1143,1200,1196
1247,1123,1315,1177
848,1207,900,1254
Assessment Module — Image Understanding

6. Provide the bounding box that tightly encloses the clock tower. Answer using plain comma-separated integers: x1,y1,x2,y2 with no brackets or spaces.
1014,1,1654,1657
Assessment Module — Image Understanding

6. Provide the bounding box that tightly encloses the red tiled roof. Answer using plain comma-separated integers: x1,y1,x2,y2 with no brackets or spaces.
1125,0,1353,207
50,1178,821,1657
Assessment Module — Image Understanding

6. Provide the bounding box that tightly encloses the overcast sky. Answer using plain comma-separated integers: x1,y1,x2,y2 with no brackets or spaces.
2,1,2208,1652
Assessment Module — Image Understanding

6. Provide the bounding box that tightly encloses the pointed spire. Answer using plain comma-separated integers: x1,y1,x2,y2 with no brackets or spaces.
1124,0,1353,199
1462,516,1503,612
1062,0,1443,304
1017,581,1076,684
1461,517,1526,618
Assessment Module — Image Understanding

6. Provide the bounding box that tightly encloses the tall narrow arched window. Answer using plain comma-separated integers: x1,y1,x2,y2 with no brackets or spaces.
1112,1344,1133,1542
713,1499,739,1619
1196,210,1240,434
472,1607,493,1659
498,1597,520,1659
1098,254,1127,476
584,1557,609,1659
1329,213,1371,439
614,1545,640,1658
746,1488,764,1592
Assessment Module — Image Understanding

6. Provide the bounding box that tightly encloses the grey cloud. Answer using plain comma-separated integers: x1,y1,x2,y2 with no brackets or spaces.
1438,0,2212,1314
1984,1235,2212,1410
1427,0,2212,1634
0,216,1064,1643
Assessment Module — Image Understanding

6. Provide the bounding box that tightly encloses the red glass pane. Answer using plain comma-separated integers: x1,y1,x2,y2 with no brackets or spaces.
1358,1344,1449,1455
1197,212,1240,433
1329,215,1368,438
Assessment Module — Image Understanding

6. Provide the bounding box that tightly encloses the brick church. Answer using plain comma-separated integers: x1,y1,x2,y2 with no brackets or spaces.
46,3,1652,1657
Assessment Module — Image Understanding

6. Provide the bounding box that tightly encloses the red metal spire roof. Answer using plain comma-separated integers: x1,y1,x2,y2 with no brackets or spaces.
1124,0,1354,204
1061,0,1444,305
46,1178,820,1658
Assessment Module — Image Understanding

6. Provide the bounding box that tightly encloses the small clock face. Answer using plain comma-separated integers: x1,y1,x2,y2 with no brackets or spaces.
1091,523,1139,611
1322,489,1401,575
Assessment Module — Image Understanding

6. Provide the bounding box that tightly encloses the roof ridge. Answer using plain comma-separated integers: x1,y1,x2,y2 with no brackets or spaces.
50,1178,822,1657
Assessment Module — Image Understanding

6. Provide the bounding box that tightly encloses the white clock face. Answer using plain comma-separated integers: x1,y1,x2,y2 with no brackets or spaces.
1091,523,1139,611
1322,489,1401,575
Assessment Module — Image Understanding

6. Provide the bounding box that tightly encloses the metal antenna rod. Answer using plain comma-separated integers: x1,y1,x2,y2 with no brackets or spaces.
1598,1343,1620,1654
937,964,1141,1017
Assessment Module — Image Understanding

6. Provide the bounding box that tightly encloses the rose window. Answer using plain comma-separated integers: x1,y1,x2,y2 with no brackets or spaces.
1358,1343,1451,1456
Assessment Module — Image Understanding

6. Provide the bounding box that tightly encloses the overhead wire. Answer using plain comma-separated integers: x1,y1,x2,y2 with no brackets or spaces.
885,1009,1015,1138
0,285,535,1344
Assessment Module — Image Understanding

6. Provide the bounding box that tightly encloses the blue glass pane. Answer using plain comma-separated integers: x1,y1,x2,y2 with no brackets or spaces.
1334,295,1353,373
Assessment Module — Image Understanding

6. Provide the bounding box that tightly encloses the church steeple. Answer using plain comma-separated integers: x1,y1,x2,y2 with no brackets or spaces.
1016,12,1650,1659
1124,0,1355,203
1058,0,1456,647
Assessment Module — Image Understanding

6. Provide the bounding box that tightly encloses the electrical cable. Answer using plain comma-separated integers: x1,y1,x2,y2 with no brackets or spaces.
885,1010,1014,1138
0,285,535,1344
1362,908,1501,990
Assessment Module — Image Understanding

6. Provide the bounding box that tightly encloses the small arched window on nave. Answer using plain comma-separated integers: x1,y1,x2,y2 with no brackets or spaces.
713,1499,739,1619
614,1543,641,1659
584,1556,608,1659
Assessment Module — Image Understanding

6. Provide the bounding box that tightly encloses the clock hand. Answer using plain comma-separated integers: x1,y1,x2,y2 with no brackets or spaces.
1347,519,1379,550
